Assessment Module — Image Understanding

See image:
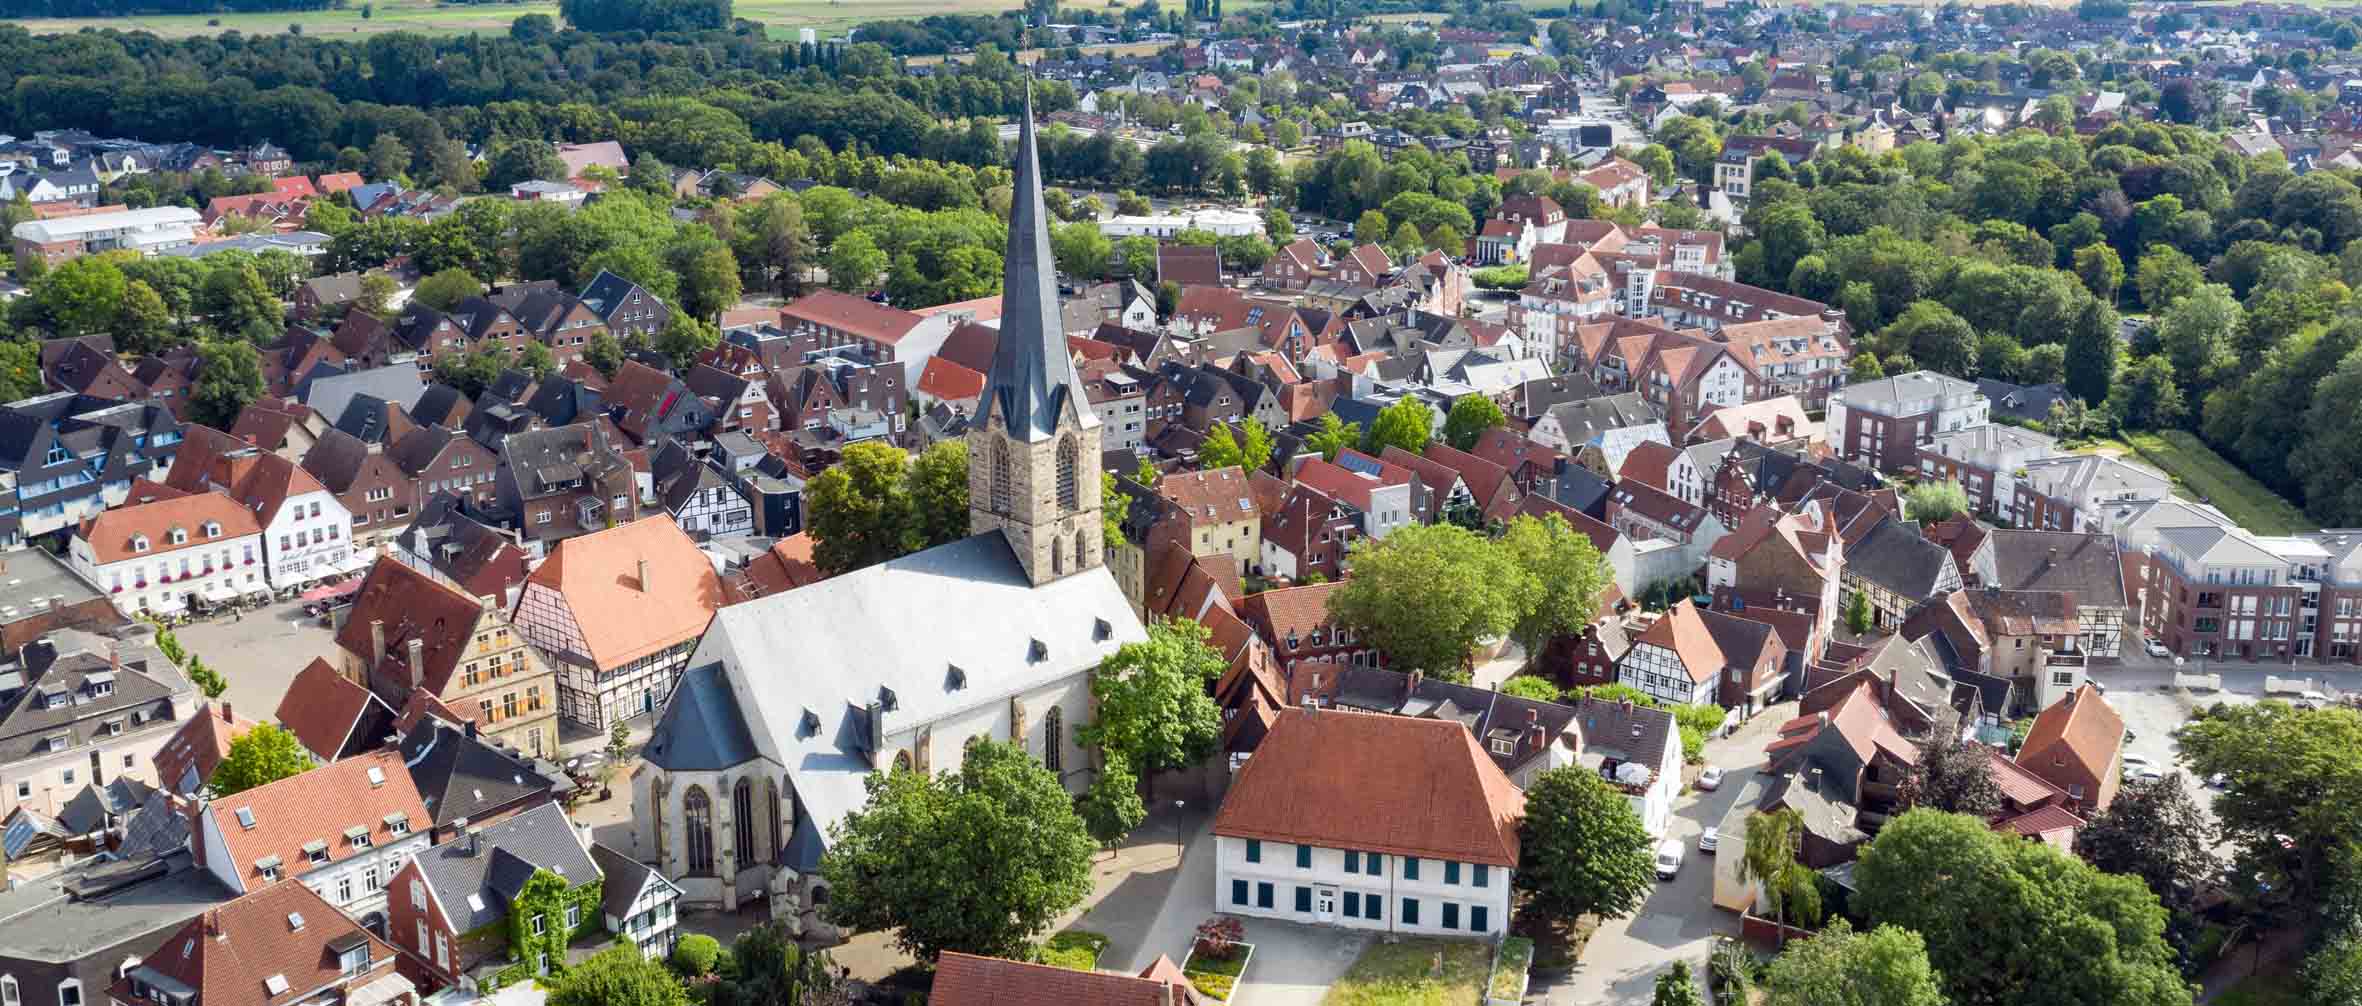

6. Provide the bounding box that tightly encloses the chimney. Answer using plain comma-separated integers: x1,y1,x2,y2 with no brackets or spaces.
406,638,425,690
221,702,233,723
637,558,651,593
465,826,483,856
369,619,386,663
1407,669,1424,697
464,718,478,739
2044,547,2058,570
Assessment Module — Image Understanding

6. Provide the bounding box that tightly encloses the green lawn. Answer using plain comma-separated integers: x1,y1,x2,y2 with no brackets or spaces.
2213,972,2305,1006
2121,429,2311,536
1323,939,1489,1006
1036,930,1108,971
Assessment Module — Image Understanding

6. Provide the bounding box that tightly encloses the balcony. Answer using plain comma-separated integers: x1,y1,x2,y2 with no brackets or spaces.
2044,650,2087,669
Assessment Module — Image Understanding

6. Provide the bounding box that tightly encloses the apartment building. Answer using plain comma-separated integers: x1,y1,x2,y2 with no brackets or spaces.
1824,371,1989,473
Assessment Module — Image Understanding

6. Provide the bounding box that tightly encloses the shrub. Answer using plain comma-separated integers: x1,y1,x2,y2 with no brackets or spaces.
671,933,722,977
1193,917,1246,961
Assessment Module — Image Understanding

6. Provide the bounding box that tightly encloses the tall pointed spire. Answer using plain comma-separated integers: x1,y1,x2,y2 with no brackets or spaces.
980,75,1097,443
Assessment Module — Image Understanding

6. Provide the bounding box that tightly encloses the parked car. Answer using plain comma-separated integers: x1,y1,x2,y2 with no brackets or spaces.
1697,828,1719,855
2128,766,2167,784
1696,766,1725,791
1655,839,1685,880
2145,639,2171,658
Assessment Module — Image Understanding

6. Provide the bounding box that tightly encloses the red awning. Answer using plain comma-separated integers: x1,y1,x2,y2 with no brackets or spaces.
300,579,363,603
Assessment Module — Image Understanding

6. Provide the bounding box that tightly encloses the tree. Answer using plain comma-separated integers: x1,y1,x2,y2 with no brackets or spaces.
2156,282,2240,386
1849,352,1886,383
1329,523,1524,677
2306,937,2362,1006
1501,675,1562,701
670,934,721,977
486,138,569,189
2064,297,2120,404
198,262,282,342
1442,394,1506,451
2075,774,2222,908
0,341,37,404
1899,732,2003,818
1362,396,1433,455
2111,355,2186,429
1855,810,2191,1006
1498,514,1612,667
1197,418,1271,473
211,723,312,796
366,133,412,183
1886,300,1978,377
2074,242,2126,305
550,946,689,1006
1078,753,1147,850
1354,209,1388,242
1651,962,1706,1006
35,255,127,338
2136,245,2207,312
1738,808,1822,942
1762,918,1947,1006
805,442,918,575
1843,590,1873,635
1304,413,1359,462
184,655,227,699
1051,221,1112,280
2178,703,2362,921
1517,766,1656,920
820,738,1096,960
823,230,887,293
190,340,266,428
1076,619,1224,777
354,273,397,317
116,281,174,357
1903,481,1969,523
584,330,625,379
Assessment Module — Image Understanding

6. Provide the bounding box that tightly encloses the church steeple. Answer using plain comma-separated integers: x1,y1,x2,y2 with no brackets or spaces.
979,80,1099,443
967,77,1104,588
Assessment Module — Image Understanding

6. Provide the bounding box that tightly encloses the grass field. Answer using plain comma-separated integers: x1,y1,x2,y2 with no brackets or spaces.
1322,939,1488,1006
8,0,1032,39
2120,429,2312,536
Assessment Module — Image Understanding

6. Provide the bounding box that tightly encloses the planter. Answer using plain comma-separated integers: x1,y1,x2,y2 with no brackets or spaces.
1485,936,1534,1006
1178,940,1254,1004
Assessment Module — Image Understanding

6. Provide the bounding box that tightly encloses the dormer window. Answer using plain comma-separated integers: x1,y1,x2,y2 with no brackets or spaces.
131,535,150,553
168,527,187,545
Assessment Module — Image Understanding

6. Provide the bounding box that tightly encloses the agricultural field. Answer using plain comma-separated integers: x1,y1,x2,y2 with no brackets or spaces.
6,0,1032,39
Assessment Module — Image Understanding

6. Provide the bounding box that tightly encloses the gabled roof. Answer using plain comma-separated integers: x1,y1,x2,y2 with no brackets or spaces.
154,702,257,796
274,658,390,762
1985,529,2126,607
395,716,563,828
200,749,429,889
120,879,402,1006
331,559,490,704
931,952,1196,1006
521,517,723,671
2017,684,2122,784
1215,707,1524,866
409,802,593,933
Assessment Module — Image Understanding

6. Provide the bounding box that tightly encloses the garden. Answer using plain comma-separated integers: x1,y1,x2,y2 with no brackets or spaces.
1182,918,1254,1003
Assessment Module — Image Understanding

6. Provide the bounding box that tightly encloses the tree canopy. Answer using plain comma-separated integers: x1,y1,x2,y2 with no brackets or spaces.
1075,618,1225,777
211,723,313,796
1517,766,1657,921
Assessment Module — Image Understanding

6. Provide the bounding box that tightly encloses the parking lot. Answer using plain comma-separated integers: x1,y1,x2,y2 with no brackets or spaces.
173,594,343,721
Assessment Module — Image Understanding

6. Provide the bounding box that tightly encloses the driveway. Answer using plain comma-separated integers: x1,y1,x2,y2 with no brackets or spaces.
1537,704,1789,1005
1228,919,1371,1006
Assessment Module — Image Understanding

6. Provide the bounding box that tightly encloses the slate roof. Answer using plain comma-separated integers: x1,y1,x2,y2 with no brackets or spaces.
0,851,228,966
588,842,674,923
395,715,562,829
1985,529,2127,607
642,662,759,774
410,802,594,933
1845,520,1956,598
0,638,185,763
1318,666,1578,778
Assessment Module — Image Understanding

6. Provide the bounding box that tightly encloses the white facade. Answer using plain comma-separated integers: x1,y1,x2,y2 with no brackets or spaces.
262,488,359,590
513,579,699,730
606,870,684,960
1098,207,1264,239
1618,640,1717,706
69,524,267,617
195,807,431,922
671,483,753,538
1212,836,1513,938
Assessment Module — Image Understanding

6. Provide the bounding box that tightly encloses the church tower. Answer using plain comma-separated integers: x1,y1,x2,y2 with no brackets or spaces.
969,82,1103,588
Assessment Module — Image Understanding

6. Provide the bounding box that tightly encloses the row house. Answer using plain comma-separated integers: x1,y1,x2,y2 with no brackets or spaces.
1080,360,1150,455
113,880,416,1006
387,803,600,985
389,494,533,606
0,632,196,823
299,430,416,551
0,393,182,548
1509,247,1617,363
1238,580,1379,672
165,429,358,590
336,557,562,759
1711,317,1851,411
685,363,771,436
1844,518,1965,630
651,440,754,538
492,424,642,547
1825,371,1990,474
1147,466,1265,573
389,426,501,514
1704,501,1843,655
511,516,723,730
1982,528,2129,670
70,488,270,618
1605,479,1730,581
1257,481,1360,583
766,346,909,446
1290,452,1419,542
1915,423,2059,517
777,290,957,386
192,750,434,925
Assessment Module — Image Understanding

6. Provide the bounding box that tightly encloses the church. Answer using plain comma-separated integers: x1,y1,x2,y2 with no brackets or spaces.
630,92,1150,932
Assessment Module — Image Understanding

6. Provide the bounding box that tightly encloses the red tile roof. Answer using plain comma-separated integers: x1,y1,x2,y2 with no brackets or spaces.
780,290,926,344
201,749,429,889
1995,803,2085,839
1159,467,1262,525
116,879,404,1006
522,517,724,670
917,357,988,404
728,533,825,601
78,491,265,564
2017,684,2123,789
153,701,256,795
930,952,1190,1006
275,658,386,761
1215,707,1525,865
331,559,491,702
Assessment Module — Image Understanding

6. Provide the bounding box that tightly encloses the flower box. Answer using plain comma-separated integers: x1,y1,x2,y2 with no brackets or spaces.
1178,939,1253,1004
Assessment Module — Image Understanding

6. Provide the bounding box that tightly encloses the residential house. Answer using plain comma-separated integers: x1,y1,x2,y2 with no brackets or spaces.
388,495,531,605
492,424,642,547
512,517,723,730
2013,454,2175,533
274,657,396,764
650,441,753,538
1985,528,2127,686
778,291,958,387
153,700,257,798
0,393,182,547
1569,696,1682,837
190,750,434,925
386,802,598,984
1213,708,1522,937
110,879,415,1006
2015,684,2124,813
0,848,232,1006
68,486,269,619
164,430,359,591
1615,599,1789,711
1824,371,1989,474
588,843,682,961
300,430,416,552
1149,467,1264,572
1844,519,1964,630
1917,424,2059,518
335,558,558,758
0,632,195,821
580,270,672,341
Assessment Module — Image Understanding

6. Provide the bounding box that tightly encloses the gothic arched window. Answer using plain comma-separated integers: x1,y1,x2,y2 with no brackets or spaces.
731,778,755,873
1043,705,1063,775
683,786,715,876
1052,536,1066,576
1057,436,1080,511
1077,529,1094,570
763,779,783,866
991,441,1013,513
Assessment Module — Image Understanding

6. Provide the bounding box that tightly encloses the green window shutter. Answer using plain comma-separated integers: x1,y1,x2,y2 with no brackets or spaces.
1246,839,1261,863
1471,905,1489,933
1344,891,1361,917
1474,864,1489,888
1445,861,1461,885
1442,902,1460,930
1257,882,1274,909
1231,879,1248,905
1402,897,1420,925
1344,850,1360,874
1403,857,1419,880
1294,886,1312,912
1297,844,1312,869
